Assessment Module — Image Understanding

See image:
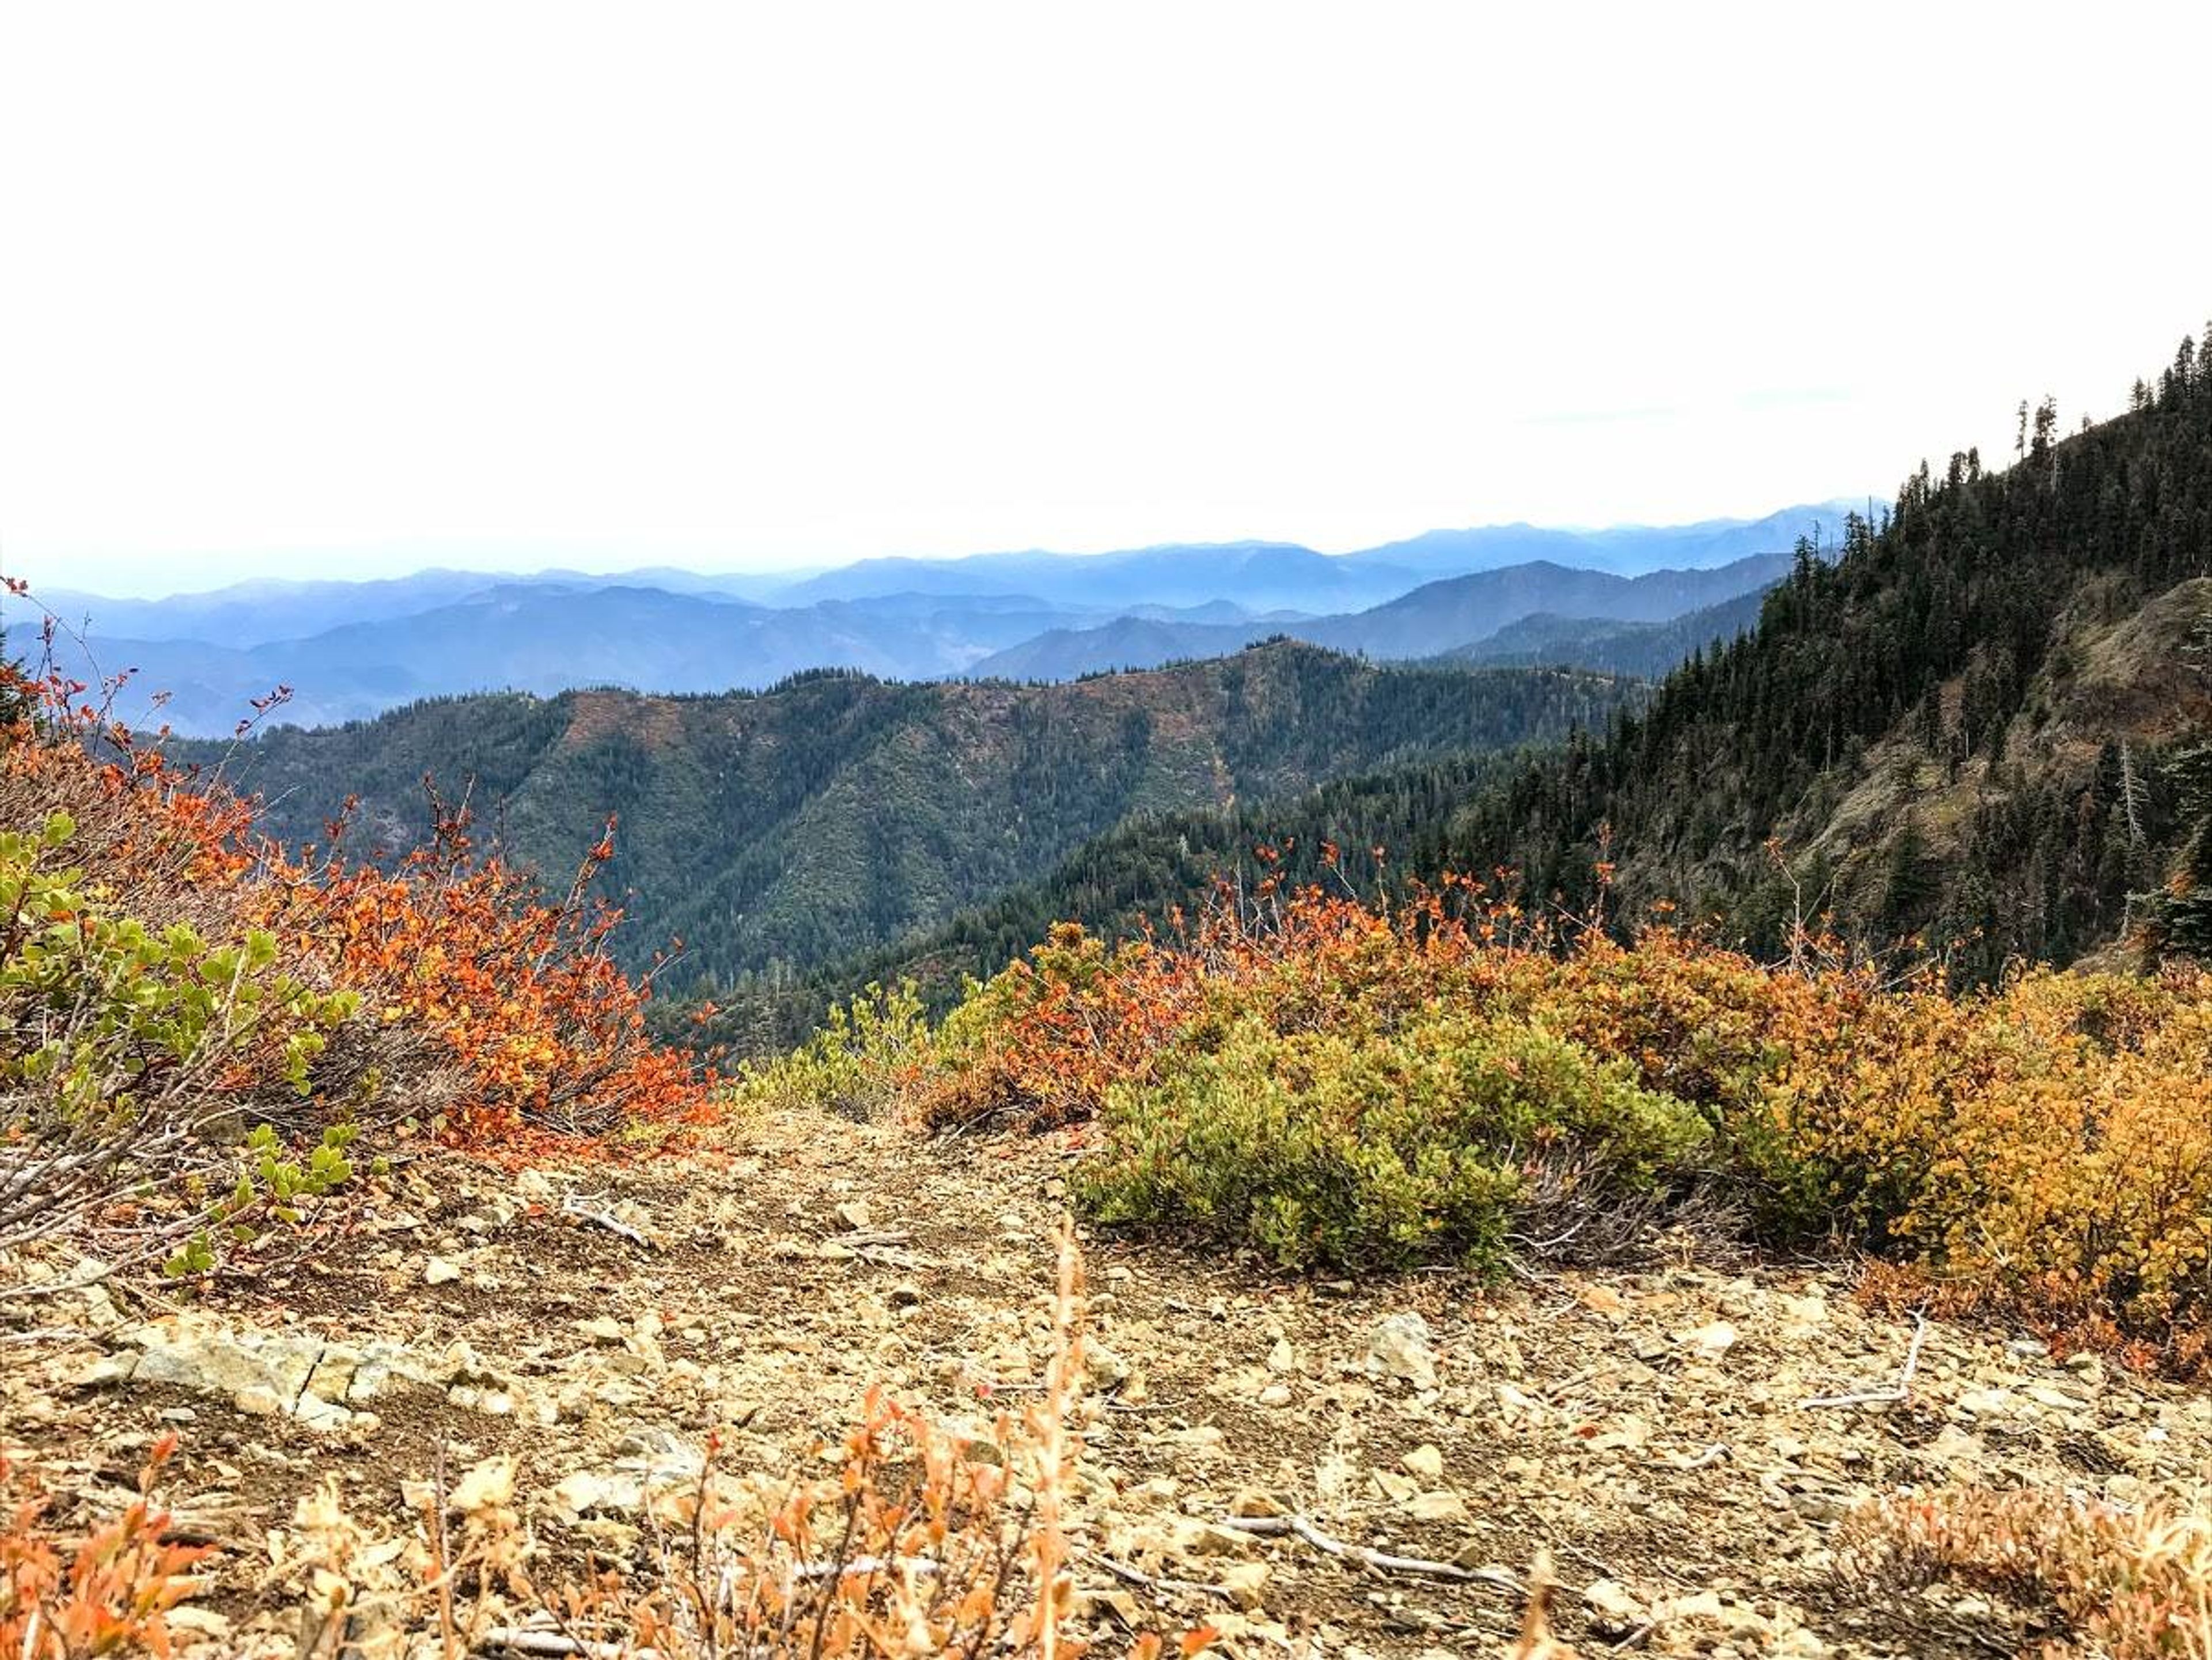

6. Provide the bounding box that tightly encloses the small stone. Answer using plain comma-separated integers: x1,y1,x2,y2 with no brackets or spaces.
423,1257,463,1286
1583,1579,1647,1627
1687,1320,1738,1357
449,1455,517,1513
578,1316,626,1345
1228,1488,1287,1518
1084,1344,1132,1391
167,1606,233,1641
1368,1312,1438,1389
1401,1444,1445,1481
1215,1560,1270,1610
833,1199,873,1232
1256,1382,1293,1408
1266,1337,1296,1374
1404,1489,1468,1522
233,1385,283,1416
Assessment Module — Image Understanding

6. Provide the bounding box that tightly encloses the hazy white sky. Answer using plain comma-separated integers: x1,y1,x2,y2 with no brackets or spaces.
5,2,2209,596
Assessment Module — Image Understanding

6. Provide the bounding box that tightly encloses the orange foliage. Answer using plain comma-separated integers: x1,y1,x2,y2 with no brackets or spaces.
0,1436,210,1659
920,876,2212,1365
1843,1485,2212,1658
264,793,705,1144
1,650,706,1160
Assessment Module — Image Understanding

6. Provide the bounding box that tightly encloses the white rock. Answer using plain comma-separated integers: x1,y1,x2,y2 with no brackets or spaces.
1401,1444,1445,1481
1368,1312,1438,1389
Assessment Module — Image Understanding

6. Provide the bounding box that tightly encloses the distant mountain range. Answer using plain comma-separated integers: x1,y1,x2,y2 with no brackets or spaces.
8,502,1851,735
179,644,1640,985
965,552,1794,679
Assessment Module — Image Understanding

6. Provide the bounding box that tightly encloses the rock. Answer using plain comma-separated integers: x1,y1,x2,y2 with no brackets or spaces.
1404,1489,1468,1522
1372,1469,1418,1502
833,1198,873,1232
577,1316,626,1345
233,1385,284,1416
1671,1589,1727,1623
1256,1382,1293,1408
423,1257,463,1286
1266,1337,1297,1374
1171,1519,1256,1559
1401,1443,1445,1481
1084,1344,1132,1391
551,1433,707,1519
2064,1352,2107,1388
1368,1313,1438,1389
1215,1560,1270,1610
1687,1320,1738,1358
1228,1488,1289,1518
1956,1386,2019,1419
166,1606,232,1642
888,1283,923,1310
449,1455,517,1513
1583,1578,1647,1627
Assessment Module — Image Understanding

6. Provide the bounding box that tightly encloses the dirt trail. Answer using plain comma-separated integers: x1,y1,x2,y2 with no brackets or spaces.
9,1109,2208,1657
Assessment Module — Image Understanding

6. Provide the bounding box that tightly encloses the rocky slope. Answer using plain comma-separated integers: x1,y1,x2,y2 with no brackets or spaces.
7,1111,2204,1658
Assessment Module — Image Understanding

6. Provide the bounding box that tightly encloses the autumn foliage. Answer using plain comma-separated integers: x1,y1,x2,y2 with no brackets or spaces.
808,859,2212,1368
1843,1485,2212,1659
0,648,706,1263
0,1436,209,1659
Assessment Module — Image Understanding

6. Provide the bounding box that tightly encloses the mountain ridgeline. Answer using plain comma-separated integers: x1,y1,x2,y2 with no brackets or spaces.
15,506,1848,737
720,334,2212,1046
193,646,1640,988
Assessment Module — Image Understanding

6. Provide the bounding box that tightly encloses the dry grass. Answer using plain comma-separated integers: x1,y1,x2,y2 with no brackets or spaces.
1842,1485,2212,1658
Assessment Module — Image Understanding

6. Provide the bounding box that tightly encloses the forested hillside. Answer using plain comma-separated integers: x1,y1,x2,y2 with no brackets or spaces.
194,645,1637,986
1452,343,2212,975
687,748,1537,1052
730,335,2212,1048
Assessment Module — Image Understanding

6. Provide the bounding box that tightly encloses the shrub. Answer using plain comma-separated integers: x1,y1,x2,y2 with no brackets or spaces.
0,1434,210,1659
724,980,932,1121
0,642,708,1270
0,795,359,1252
1841,1484,2212,1658
1074,1008,1709,1270
851,877,2212,1363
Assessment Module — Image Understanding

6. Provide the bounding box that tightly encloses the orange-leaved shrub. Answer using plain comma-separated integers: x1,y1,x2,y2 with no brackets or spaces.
853,870,2212,1363
1841,1484,2212,1658
0,640,706,1268
0,1434,210,1659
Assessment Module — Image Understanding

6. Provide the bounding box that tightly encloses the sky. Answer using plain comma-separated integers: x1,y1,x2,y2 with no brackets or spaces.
5,3,2210,598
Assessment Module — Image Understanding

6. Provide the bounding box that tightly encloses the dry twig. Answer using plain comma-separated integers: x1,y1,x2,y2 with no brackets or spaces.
1214,1513,1522,1594
1803,1311,1928,1409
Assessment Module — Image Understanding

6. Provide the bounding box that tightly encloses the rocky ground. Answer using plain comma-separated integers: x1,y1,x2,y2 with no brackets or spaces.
6,1108,2209,1658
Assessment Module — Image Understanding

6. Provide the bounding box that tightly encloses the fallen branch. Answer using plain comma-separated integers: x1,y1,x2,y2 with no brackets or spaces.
559,1193,655,1251
479,1629,656,1659
1802,1310,1927,1409
1092,1551,1245,1605
1214,1513,1522,1595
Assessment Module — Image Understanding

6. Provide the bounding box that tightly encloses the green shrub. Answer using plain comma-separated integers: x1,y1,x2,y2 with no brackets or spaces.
1072,1007,1710,1270
1,813,361,1248
722,981,932,1121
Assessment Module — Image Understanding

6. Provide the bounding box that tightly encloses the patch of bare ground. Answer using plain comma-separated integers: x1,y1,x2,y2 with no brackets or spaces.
7,1109,2207,1657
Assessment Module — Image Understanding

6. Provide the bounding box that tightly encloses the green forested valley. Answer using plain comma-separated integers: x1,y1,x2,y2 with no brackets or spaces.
190,646,1638,989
